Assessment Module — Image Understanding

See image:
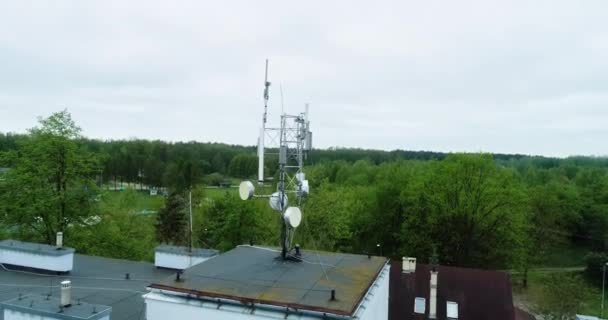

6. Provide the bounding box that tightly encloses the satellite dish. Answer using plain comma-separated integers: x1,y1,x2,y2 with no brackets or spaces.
284,207,302,228
239,181,255,200
269,192,288,212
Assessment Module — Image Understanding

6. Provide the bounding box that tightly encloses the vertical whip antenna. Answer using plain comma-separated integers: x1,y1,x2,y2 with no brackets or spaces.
263,59,270,126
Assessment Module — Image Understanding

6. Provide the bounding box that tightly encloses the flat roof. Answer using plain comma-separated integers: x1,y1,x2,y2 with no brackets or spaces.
0,239,75,256
149,245,388,316
2,294,111,320
0,253,174,320
154,245,218,258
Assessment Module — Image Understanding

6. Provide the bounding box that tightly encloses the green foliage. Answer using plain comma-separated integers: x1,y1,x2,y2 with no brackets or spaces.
200,193,273,251
584,252,608,284
422,155,526,267
534,273,589,320
228,154,257,178
298,183,371,252
4,110,608,273
69,214,157,261
68,189,158,261
0,110,99,244
204,173,224,186
156,192,188,245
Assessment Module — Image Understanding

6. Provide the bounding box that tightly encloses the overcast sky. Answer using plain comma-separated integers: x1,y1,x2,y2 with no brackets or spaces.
1,1,607,157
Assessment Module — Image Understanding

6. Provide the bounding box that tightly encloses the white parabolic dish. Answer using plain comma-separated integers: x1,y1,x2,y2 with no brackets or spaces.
284,207,302,228
239,181,255,200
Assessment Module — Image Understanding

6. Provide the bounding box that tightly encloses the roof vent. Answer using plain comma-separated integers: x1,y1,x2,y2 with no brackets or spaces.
56,232,63,249
402,257,416,273
60,280,71,307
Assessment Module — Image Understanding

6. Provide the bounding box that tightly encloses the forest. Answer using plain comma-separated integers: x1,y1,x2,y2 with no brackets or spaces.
1,111,607,316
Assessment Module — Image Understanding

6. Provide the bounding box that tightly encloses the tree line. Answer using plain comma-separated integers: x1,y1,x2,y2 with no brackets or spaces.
1,111,608,281
1,127,560,191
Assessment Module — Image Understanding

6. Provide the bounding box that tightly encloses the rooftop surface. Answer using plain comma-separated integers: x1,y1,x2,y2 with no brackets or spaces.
0,253,174,320
2,294,111,320
389,261,515,320
149,245,388,316
0,239,75,256
154,245,218,258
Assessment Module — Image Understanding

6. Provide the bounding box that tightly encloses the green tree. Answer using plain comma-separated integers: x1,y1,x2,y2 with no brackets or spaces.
422,154,526,268
202,193,266,251
0,110,98,244
521,182,579,287
535,273,588,320
299,183,371,252
156,192,187,245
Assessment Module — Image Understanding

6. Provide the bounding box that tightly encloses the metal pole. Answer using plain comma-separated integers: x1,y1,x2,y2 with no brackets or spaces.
603,263,606,318
189,190,193,253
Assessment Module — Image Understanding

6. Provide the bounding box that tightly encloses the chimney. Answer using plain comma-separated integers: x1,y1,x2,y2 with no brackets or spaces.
402,257,417,273
60,280,71,307
429,270,438,319
56,232,63,249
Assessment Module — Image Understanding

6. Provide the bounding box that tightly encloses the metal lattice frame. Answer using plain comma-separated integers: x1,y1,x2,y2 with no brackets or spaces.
261,111,309,259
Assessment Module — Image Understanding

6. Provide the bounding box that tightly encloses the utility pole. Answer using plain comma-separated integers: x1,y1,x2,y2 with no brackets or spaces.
188,189,193,253
603,262,607,318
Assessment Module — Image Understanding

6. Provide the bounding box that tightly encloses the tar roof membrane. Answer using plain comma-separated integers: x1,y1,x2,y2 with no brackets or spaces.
0,254,174,320
2,294,111,320
149,245,388,316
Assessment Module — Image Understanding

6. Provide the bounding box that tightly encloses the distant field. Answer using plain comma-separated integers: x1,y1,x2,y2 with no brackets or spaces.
204,187,237,199
100,189,165,213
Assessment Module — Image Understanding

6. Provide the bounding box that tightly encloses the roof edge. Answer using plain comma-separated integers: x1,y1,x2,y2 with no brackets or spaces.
147,283,352,316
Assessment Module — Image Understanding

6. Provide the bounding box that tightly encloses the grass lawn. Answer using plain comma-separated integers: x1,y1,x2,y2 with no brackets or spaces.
203,187,237,199
513,270,602,317
100,189,165,213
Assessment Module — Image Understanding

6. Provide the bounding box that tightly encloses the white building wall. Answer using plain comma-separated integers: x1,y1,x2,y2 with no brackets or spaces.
353,264,390,320
145,292,322,320
154,252,211,270
144,264,390,320
0,249,73,272
3,308,110,320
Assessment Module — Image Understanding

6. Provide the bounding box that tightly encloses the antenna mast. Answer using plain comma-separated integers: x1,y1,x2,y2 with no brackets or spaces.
241,60,312,260
258,59,270,184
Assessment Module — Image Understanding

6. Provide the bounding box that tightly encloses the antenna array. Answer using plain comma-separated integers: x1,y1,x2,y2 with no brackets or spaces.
239,60,312,260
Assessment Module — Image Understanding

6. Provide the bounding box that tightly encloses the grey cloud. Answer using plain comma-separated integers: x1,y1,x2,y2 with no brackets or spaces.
1,0,608,157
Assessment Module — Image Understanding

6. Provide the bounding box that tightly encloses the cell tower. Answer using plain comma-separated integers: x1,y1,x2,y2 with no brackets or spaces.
239,60,312,260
